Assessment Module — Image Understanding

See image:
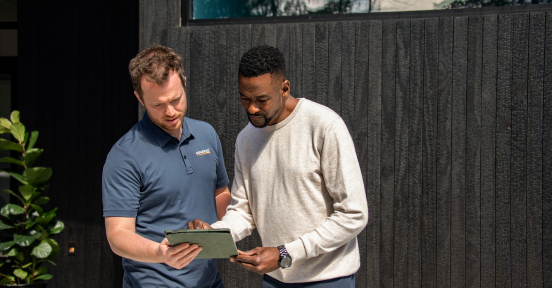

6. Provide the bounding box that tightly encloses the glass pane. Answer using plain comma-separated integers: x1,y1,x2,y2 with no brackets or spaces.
0,76,12,208
191,0,552,19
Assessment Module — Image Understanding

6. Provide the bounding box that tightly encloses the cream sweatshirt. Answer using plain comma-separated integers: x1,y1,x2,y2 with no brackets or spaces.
211,98,369,283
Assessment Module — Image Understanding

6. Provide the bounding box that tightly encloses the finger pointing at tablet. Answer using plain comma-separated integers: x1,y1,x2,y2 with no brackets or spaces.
187,218,212,229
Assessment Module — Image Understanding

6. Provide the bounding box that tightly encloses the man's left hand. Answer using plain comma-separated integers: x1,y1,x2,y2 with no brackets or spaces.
230,247,280,275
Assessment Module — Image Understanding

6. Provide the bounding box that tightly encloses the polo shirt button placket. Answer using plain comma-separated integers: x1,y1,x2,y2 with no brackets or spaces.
180,144,194,174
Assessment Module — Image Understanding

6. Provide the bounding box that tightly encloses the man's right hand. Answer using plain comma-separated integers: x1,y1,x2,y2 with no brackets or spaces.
157,238,202,269
187,218,213,229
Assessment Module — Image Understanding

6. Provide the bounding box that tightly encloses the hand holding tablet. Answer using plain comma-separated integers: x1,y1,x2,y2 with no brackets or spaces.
164,228,238,259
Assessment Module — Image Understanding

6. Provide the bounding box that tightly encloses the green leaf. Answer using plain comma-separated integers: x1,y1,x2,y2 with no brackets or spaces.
0,139,24,152
18,186,35,201
21,262,32,269
14,230,41,247
25,220,36,230
0,126,9,134
33,266,47,277
31,241,52,259
35,216,53,226
0,241,15,251
0,276,14,284
10,122,25,143
0,118,11,130
1,204,25,217
37,259,56,266
10,111,20,123
23,132,29,145
29,204,43,216
37,225,48,241
0,157,25,167
23,148,42,168
2,189,24,205
44,238,60,258
27,131,38,150
15,220,32,227
35,197,49,205
13,268,28,280
15,251,24,262
29,192,41,203
5,247,18,257
34,274,52,281
1,171,28,185
47,220,64,235
0,220,14,230
23,167,52,186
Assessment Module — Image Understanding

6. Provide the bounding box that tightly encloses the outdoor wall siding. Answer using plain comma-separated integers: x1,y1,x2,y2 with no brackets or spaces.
142,2,552,287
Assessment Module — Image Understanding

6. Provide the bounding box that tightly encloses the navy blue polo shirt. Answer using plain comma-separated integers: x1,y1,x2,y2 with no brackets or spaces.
102,112,229,287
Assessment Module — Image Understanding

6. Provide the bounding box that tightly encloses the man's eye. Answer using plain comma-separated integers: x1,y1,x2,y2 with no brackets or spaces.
172,98,179,102
258,99,267,103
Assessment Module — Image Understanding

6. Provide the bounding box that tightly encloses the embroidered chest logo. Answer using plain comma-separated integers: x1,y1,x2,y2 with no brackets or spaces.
196,149,211,156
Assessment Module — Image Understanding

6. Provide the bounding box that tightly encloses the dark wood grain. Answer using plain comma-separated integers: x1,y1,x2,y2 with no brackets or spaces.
275,23,290,81
451,16,468,288
289,23,303,98
264,24,277,47
466,15,483,288
302,23,315,100
380,18,396,288
353,20,369,288
544,12,552,288
527,12,545,288
436,16,453,288
408,18,423,288
511,13,529,287
188,26,204,120
422,17,438,288
366,20,382,288
213,26,227,141
201,26,215,122
496,13,513,288
480,14,498,288
394,18,410,288
341,21,355,131
251,24,264,47
154,0,168,45
315,22,329,106
328,21,342,114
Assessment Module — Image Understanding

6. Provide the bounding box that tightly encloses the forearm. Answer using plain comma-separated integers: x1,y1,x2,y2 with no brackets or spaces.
215,189,231,221
107,227,161,263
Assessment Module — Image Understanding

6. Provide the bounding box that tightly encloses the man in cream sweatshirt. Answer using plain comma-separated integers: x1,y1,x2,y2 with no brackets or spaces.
190,45,368,287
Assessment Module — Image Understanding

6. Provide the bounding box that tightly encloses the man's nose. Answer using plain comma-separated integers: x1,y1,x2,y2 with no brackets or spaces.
247,102,260,115
166,105,176,116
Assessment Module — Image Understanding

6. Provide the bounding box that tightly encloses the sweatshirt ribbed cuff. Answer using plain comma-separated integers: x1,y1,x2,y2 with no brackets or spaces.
284,238,307,262
211,221,241,243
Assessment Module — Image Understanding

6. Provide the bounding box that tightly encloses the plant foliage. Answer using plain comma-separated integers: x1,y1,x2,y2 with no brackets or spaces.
0,111,63,285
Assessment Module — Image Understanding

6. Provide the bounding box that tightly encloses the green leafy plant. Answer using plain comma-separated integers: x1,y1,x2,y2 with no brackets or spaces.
0,111,63,285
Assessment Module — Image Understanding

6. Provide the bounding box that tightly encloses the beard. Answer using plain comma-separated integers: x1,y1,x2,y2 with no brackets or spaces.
247,113,273,128
146,108,185,134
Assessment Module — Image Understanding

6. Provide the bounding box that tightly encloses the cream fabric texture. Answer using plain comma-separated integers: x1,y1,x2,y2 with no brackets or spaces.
211,98,369,283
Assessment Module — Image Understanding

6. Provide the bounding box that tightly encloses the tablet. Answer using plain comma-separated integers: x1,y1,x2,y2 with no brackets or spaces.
164,228,238,259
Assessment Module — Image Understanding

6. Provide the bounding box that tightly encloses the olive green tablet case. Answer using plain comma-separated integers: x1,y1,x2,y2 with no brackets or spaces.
164,229,238,259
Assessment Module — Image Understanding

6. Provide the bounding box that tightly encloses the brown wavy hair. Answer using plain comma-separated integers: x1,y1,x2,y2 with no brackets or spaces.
129,45,186,100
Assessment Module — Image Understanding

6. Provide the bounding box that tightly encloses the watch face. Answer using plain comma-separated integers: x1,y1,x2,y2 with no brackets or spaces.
280,257,292,268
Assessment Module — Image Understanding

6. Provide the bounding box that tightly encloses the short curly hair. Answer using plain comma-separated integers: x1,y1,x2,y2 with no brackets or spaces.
129,45,186,100
239,45,286,80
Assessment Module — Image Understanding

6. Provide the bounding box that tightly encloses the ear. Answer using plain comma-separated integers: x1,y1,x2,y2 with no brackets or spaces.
281,80,290,97
134,91,145,107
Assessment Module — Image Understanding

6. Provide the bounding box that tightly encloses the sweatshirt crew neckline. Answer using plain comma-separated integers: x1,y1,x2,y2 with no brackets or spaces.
263,98,304,131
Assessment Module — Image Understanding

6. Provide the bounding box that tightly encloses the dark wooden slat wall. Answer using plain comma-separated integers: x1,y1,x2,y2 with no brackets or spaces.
159,11,552,288
18,1,139,287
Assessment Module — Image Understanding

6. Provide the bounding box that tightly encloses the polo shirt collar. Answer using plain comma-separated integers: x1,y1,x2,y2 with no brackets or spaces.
142,112,193,148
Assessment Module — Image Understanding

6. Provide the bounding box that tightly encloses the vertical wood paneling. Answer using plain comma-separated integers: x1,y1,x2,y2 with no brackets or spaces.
422,17,438,288
301,23,315,100
543,12,552,288
465,15,483,288
496,14,513,288
201,26,215,122
436,16,453,287
511,13,529,287
481,14,498,288
289,23,302,98
366,20,382,288
527,12,545,288
394,18,410,288
341,21,355,131
213,26,227,140
380,18,396,288
408,18,424,288
353,20,369,288
178,28,191,98
188,26,204,120
153,0,168,45
251,24,265,47
451,17,468,288
275,24,290,81
264,24,277,47
328,22,342,114
314,23,329,105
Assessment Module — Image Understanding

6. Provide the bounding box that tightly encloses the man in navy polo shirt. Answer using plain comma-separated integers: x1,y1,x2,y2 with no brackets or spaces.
102,45,231,287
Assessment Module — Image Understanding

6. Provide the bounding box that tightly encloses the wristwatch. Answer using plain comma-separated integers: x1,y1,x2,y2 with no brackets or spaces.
277,245,292,269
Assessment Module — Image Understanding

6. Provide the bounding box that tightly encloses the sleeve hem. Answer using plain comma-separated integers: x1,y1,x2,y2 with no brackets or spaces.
285,238,307,262
216,179,230,189
103,210,138,217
